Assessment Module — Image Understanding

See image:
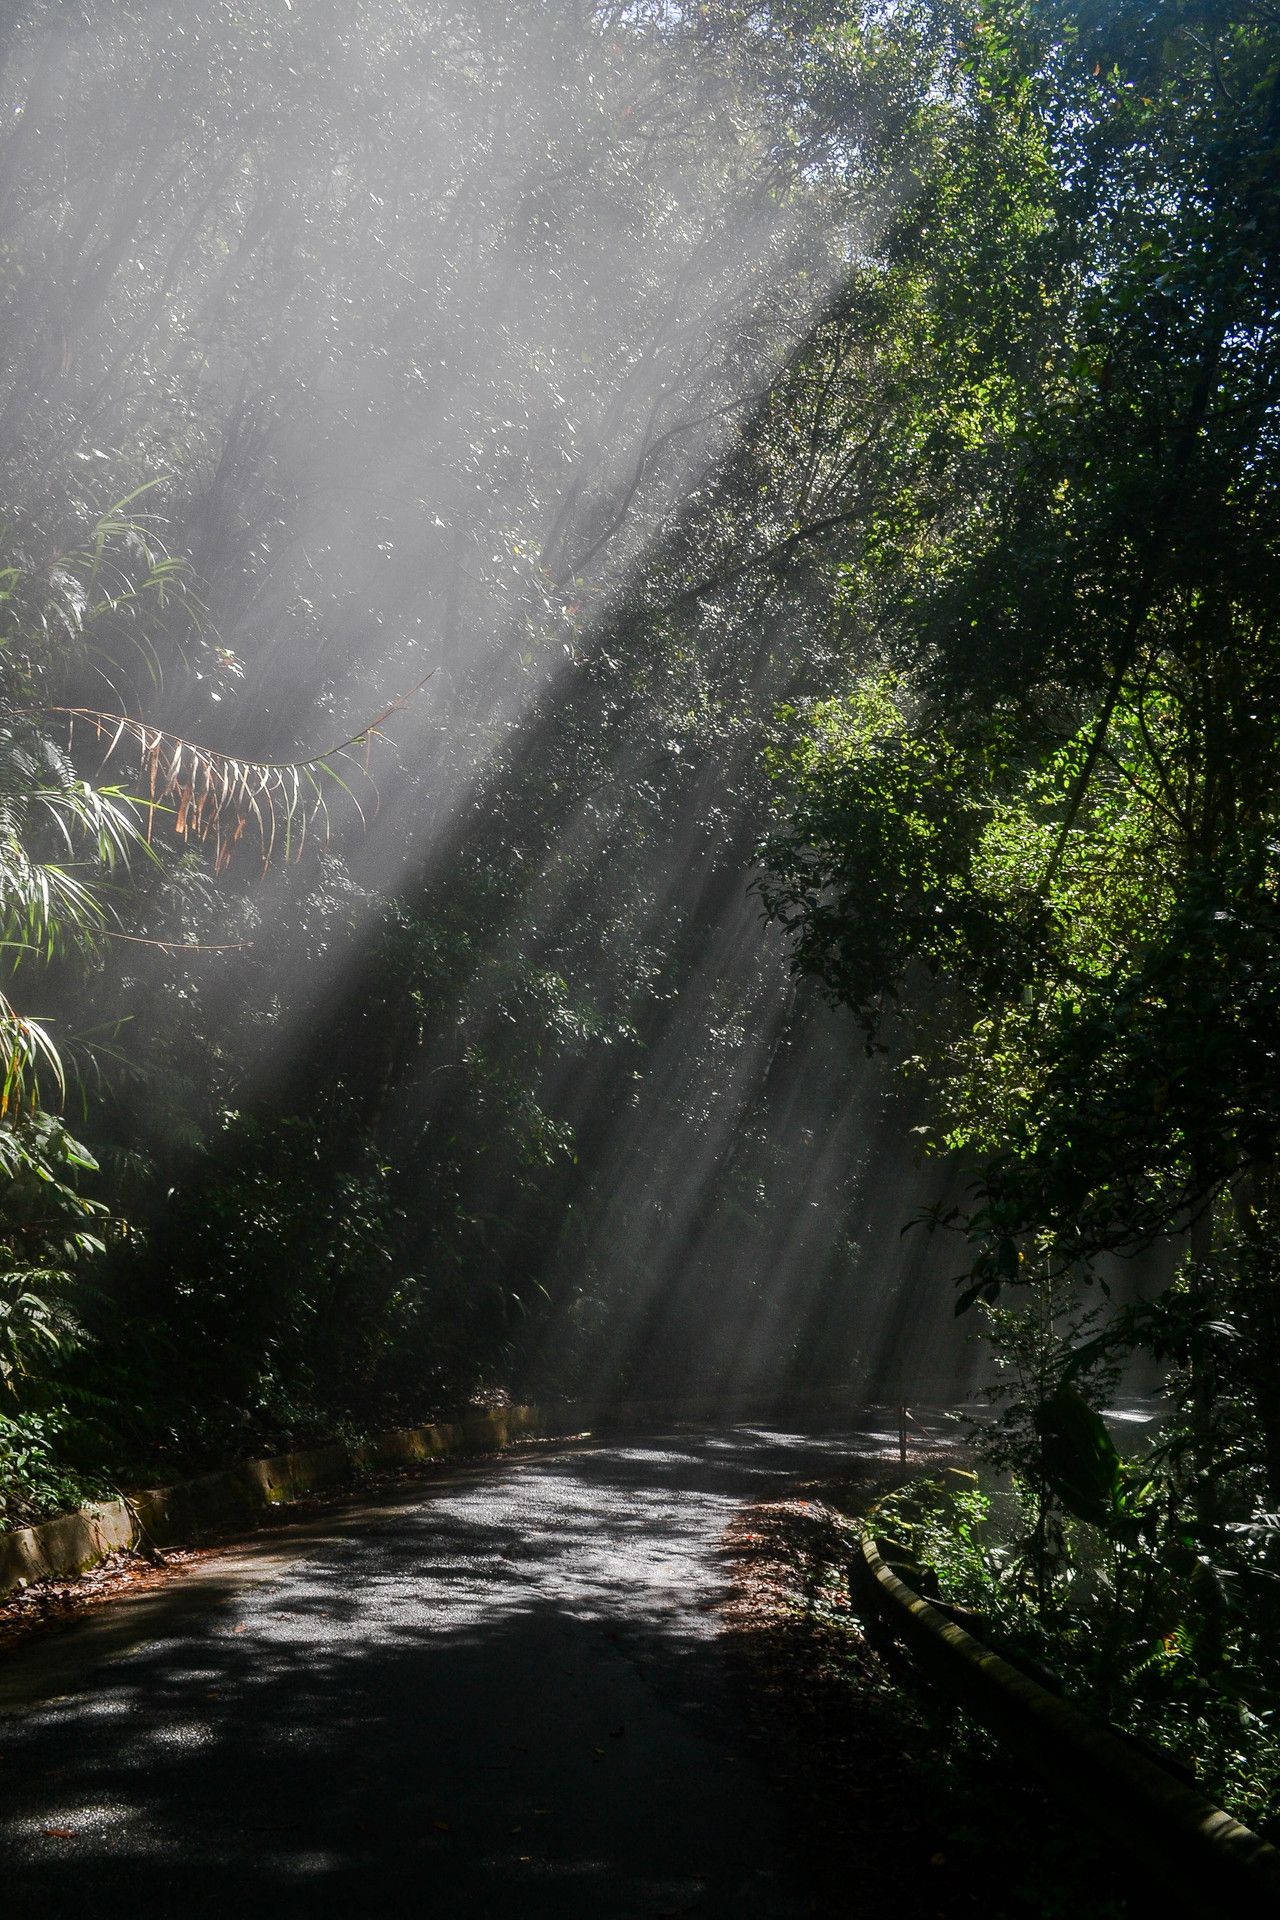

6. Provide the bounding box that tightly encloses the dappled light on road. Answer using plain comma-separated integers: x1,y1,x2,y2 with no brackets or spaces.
0,1425,953,1918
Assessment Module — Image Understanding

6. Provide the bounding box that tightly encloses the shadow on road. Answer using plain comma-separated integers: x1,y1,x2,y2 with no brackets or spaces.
0,1424,929,1919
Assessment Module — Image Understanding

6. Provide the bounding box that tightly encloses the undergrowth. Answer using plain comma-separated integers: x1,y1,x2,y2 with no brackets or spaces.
873,1469,1280,1840
736,1481,1133,1920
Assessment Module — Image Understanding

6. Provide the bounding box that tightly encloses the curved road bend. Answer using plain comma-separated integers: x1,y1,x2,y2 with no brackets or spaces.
0,1424,907,1919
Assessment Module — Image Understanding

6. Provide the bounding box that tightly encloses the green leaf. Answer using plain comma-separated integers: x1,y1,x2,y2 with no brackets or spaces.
1033,1385,1126,1530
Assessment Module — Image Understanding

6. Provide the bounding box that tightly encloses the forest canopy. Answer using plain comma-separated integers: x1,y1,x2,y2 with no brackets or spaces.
2,0,975,1512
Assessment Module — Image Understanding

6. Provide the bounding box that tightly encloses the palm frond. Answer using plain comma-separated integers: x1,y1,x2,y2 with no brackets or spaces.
0,993,65,1117
48,677,428,873
0,720,143,970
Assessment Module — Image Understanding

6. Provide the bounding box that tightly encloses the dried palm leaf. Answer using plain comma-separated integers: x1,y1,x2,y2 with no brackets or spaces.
45,676,429,873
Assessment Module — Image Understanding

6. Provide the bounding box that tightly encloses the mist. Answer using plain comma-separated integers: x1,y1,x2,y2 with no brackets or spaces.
0,0,986,1423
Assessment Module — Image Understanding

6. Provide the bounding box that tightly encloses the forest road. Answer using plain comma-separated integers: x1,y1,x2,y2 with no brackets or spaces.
0,1423,900,1919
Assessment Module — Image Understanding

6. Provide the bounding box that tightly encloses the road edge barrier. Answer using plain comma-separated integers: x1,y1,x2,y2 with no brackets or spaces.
852,1528,1280,1916
0,1404,569,1600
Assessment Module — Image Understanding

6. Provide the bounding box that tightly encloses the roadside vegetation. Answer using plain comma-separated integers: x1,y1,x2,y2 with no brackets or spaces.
762,0,1280,1838
724,1480,1134,1918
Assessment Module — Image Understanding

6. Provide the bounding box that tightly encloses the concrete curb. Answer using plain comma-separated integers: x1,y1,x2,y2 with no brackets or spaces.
0,1403,560,1600
852,1530,1280,1915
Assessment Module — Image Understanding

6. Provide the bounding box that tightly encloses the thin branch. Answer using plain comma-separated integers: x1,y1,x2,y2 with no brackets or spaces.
102,932,252,954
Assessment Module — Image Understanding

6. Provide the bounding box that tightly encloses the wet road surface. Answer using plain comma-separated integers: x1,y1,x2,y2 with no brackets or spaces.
0,1424,901,1918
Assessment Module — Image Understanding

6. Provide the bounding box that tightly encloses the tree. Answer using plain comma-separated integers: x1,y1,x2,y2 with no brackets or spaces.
763,0,1280,1791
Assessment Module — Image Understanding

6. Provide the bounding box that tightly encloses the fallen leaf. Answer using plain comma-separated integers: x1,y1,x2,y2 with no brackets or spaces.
43,1827,75,1839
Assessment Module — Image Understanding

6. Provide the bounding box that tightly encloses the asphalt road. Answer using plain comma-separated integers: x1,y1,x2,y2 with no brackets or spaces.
0,1424,902,1919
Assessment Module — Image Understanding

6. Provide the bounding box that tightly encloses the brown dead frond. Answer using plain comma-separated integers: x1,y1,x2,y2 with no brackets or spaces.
0,990,63,1117
45,676,430,874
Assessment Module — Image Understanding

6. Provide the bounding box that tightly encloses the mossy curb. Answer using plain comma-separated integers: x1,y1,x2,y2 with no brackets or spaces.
0,1403,556,1600
852,1530,1280,1916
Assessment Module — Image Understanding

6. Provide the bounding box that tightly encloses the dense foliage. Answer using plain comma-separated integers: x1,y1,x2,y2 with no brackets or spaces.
763,0,1280,1829
0,0,1000,1518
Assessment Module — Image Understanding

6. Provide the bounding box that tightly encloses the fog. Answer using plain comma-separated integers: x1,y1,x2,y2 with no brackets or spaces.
0,1,986,1408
